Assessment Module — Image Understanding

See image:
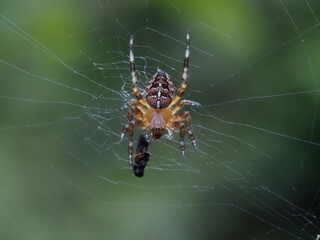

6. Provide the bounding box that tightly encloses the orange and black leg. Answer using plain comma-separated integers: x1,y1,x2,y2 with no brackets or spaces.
172,121,186,157
120,104,143,140
121,105,144,166
169,33,190,108
126,119,144,167
171,99,200,116
174,111,197,151
129,35,148,107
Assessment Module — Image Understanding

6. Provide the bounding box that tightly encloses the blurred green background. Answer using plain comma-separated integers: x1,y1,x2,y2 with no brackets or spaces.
1,0,320,239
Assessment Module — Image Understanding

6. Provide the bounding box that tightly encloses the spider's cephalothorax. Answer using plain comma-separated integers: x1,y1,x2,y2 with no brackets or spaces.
121,33,199,174
146,71,175,110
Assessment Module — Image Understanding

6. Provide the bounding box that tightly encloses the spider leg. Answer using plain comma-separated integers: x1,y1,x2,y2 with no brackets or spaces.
172,121,186,157
120,104,145,167
169,33,190,108
171,99,200,116
131,99,147,115
166,127,173,140
129,35,149,107
127,119,144,167
173,110,197,151
120,104,144,140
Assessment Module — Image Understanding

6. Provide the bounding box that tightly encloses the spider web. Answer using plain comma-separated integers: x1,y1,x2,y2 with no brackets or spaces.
1,0,320,239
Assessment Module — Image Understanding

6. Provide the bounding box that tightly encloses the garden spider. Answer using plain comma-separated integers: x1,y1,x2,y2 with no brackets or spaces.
121,33,199,173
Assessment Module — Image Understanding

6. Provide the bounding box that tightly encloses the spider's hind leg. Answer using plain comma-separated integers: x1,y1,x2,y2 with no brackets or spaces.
125,119,144,167
172,121,187,157
120,104,145,166
120,104,143,140
166,127,173,141
173,111,197,153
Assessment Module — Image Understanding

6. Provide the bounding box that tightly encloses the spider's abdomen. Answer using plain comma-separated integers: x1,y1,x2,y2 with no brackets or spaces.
146,71,175,109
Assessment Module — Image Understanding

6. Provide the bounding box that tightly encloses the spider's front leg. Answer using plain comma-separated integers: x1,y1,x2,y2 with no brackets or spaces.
169,33,190,108
129,35,149,107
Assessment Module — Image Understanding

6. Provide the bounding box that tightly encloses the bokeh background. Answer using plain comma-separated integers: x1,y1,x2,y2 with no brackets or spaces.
1,0,320,239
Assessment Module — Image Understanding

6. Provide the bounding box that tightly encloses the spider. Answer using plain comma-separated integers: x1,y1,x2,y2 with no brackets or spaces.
121,33,199,172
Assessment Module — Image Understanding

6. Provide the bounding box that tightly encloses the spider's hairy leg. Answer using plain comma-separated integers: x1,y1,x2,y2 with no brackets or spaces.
174,110,197,150
127,119,144,167
120,101,144,168
120,104,145,166
129,35,149,107
173,122,187,157
120,103,143,140
169,33,190,108
131,99,147,115
171,99,200,116
166,127,173,141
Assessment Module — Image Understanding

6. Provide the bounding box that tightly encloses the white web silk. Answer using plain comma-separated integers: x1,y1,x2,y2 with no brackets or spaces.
0,1,320,239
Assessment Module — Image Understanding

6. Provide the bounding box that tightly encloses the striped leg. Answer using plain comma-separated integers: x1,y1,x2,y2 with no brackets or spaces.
174,111,197,151
129,35,148,107
126,119,144,167
171,99,200,116
169,33,190,108
179,123,187,157
172,121,187,157
120,104,143,140
121,104,144,166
